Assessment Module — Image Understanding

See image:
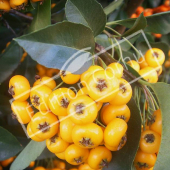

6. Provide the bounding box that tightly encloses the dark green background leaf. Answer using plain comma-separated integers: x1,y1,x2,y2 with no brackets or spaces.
10,141,46,170
65,0,106,36
15,22,94,74
104,98,141,170
0,41,23,84
0,127,22,161
123,13,147,37
104,0,123,16
107,12,170,34
27,0,51,33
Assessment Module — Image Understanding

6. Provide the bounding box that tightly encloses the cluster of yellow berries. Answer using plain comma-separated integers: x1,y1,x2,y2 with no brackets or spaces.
34,160,101,170
9,61,133,169
36,64,60,78
0,0,44,11
134,109,162,170
127,48,165,83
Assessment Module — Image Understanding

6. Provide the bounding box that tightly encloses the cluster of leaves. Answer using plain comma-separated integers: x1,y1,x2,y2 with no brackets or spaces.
1,0,170,170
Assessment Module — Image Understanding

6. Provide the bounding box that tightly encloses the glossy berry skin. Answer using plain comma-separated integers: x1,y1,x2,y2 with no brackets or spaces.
109,78,132,105
48,88,75,116
145,48,165,67
60,118,75,143
29,161,35,168
104,118,127,148
60,70,80,84
11,101,34,124
149,109,162,135
27,123,43,142
101,104,130,125
139,67,158,83
34,167,46,170
106,62,123,78
10,0,28,9
55,151,65,160
138,57,148,69
46,133,69,153
87,146,112,169
46,68,59,77
33,76,56,90
0,157,14,167
0,0,11,11
67,95,98,125
77,87,103,111
30,111,59,140
30,85,52,111
155,66,162,76
65,144,89,165
72,123,103,149
139,130,161,154
20,52,27,62
81,65,103,86
87,70,119,102
9,75,30,101
36,64,47,78
78,163,100,170
134,150,156,170
127,60,140,72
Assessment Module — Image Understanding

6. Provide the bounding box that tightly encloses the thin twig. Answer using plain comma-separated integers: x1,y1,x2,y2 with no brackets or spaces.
10,9,33,20
3,18,17,37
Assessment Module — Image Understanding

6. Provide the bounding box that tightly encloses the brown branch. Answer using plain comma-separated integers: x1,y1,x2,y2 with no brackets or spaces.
115,0,145,35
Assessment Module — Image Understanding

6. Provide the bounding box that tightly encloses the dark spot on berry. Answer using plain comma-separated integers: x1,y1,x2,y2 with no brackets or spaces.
8,86,15,96
61,98,69,108
116,115,126,121
144,134,155,143
50,134,58,144
75,103,85,114
74,157,82,164
100,159,108,168
11,112,17,120
79,137,93,147
153,52,159,58
117,133,127,150
35,75,41,80
137,162,149,168
32,95,40,106
96,79,107,92
37,122,50,133
119,83,126,93
61,71,66,77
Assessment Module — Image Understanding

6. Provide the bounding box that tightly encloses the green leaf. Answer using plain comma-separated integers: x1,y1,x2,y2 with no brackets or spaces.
15,22,95,74
107,11,170,34
65,0,106,36
142,83,170,170
10,141,46,170
123,13,147,37
104,98,141,170
95,34,112,48
51,0,66,13
0,127,22,161
27,0,51,33
136,42,169,60
104,0,123,16
0,41,23,83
